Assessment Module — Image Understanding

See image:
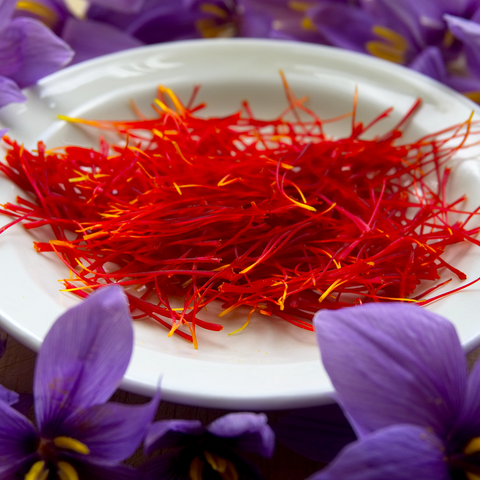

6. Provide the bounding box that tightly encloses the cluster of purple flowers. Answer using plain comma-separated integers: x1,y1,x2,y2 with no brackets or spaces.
3,1,480,478
0,287,275,480
4,0,480,108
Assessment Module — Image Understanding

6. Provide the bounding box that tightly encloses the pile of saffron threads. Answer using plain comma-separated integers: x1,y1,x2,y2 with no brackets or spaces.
2,80,480,349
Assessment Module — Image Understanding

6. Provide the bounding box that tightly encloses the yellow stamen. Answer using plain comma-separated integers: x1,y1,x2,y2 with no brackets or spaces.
25,461,49,480
277,281,288,311
171,140,193,165
49,240,73,248
366,26,408,64
60,284,94,293
200,2,229,19
57,462,79,480
204,451,239,480
53,436,90,455
157,85,186,114
288,1,315,12
189,456,204,480
443,29,455,48
173,182,182,195
229,308,255,335
466,473,480,480
218,302,241,317
318,278,346,303
154,98,177,116
464,437,480,455
301,16,316,31
167,321,183,337
196,18,233,38
218,174,241,187
464,91,480,104
16,1,57,27
282,187,317,212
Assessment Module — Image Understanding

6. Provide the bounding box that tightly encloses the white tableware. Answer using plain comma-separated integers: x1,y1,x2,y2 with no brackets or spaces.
1,39,480,409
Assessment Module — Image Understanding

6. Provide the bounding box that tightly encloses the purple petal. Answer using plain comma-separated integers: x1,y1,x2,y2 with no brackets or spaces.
408,46,447,82
307,425,449,480
0,400,38,471
445,14,480,77
238,10,272,38
62,18,143,65
143,449,264,480
0,384,19,406
207,413,275,458
11,393,34,418
454,357,480,444
144,419,204,454
88,0,145,14
0,17,73,88
0,128,7,137
274,404,356,463
361,0,441,48
73,460,140,480
0,0,16,31
13,0,71,35
59,391,160,463
34,286,134,435
87,1,202,44
0,76,26,109
446,74,480,93
310,4,376,53
142,452,186,480
314,303,468,439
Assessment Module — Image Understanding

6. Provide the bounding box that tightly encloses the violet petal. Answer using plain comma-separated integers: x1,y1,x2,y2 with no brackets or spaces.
453,355,480,444
408,46,447,81
62,18,143,65
307,424,449,480
0,0,16,31
310,4,376,53
144,419,204,455
73,459,141,480
0,400,38,468
0,384,19,406
207,413,275,458
142,452,186,480
0,76,26,108
274,404,356,463
0,17,72,88
239,10,272,38
206,413,275,458
88,0,145,14
34,286,133,435
314,303,468,439
446,74,480,93
60,391,160,463
445,14,480,77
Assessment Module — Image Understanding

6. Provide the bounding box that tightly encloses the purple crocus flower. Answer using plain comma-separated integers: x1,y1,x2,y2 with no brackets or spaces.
310,302,480,479
0,286,160,480
240,0,332,43
304,0,480,97
0,0,73,109
142,413,275,479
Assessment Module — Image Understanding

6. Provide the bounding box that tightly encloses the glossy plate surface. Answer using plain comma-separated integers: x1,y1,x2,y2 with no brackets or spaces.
1,39,480,409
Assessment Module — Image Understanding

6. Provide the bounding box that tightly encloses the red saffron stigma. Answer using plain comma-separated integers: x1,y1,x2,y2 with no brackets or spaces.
2,79,480,348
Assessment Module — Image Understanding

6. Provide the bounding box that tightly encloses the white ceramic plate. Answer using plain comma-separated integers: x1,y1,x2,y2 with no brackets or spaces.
1,39,480,410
